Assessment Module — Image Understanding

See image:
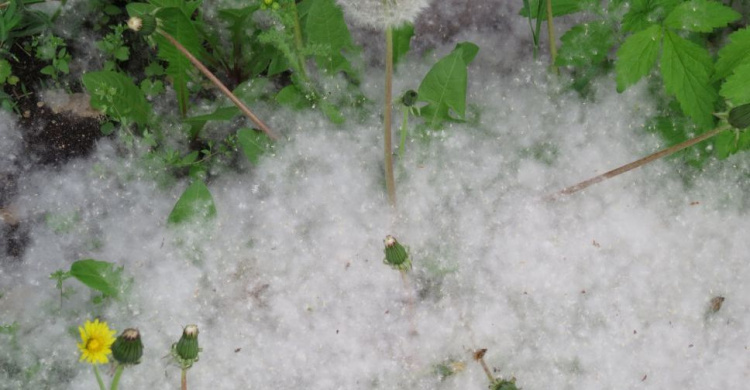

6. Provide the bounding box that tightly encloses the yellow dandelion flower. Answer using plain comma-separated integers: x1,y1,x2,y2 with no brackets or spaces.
77,319,116,365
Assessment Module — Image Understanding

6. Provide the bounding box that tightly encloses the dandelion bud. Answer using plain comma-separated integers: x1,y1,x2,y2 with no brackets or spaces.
401,90,418,107
175,324,200,361
383,235,411,271
127,15,156,36
112,328,143,365
728,103,750,130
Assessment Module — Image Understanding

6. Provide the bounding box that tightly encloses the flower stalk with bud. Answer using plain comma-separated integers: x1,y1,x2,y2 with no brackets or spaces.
383,235,417,334
171,324,202,390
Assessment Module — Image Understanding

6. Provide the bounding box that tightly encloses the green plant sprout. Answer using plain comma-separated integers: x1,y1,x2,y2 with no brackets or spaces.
383,235,417,335
51,259,127,306
473,349,520,390
33,33,70,83
171,324,201,390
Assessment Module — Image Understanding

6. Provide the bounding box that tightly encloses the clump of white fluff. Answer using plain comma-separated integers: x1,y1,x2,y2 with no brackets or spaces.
337,0,433,29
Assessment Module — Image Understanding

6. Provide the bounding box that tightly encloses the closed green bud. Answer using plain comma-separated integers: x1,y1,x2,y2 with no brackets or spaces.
176,324,200,360
383,235,411,271
112,328,143,365
401,90,418,107
728,103,750,130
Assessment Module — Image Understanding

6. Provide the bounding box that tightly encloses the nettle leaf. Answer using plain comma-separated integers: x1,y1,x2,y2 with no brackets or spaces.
663,0,740,33
417,42,479,127
615,24,662,92
713,28,750,82
661,30,717,129
520,0,594,19
237,128,271,165
392,23,414,67
622,0,681,32
720,63,750,106
305,0,356,76
153,7,204,116
69,259,123,298
82,70,151,125
167,180,217,225
556,21,613,67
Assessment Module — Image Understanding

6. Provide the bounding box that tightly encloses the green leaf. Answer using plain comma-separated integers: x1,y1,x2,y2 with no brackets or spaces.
305,0,356,76
714,129,750,159
0,59,11,83
663,0,740,33
237,128,271,165
520,0,593,19
69,259,123,298
720,63,750,106
713,28,750,82
615,24,662,92
556,21,613,67
661,30,717,128
392,23,414,67
153,7,205,116
167,180,217,225
622,0,681,32
276,85,310,110
417,42,479,127
82,70,152,125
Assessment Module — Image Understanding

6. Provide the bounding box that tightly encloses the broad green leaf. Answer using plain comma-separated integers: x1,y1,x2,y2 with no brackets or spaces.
0,59,11,83
455,42,479,64
167,180,217,225
237,128,271,165
82,70,152,125
663,0,740,33
69,259,122,298
615,24,662,92
720,63,750,106
417,42,479,127
306,0,356,76
520,0,594,19
661,30,717,128
713,28,750,82
276,84,309,110
556,21,613,66
714,129,750,159
184,106,240,138
153,7,205,116
125,3,157,17
622,0,681,32
392,23,414,67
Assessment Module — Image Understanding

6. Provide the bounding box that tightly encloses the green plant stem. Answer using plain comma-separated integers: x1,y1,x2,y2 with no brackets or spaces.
384,27,397,207
545,0,558,73
289,1,309,82
110,364,125,390
181,368,187,390
157,30,278,140
547,126,729,200
399,106,408,160
92,365,106,390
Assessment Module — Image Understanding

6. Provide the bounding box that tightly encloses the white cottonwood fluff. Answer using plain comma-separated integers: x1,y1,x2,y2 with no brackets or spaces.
336,0,433,29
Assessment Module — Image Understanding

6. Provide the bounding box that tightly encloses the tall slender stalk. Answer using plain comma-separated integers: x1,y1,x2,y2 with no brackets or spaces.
92,366,106,390
289,1,309,82
545,0,558,73
547,126,729,200
158,30,278,140
110,364,125,390
384,27,397,207
181,368,188,390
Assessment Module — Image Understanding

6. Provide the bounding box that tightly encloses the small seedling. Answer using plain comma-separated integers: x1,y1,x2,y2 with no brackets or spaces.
473,349,520,390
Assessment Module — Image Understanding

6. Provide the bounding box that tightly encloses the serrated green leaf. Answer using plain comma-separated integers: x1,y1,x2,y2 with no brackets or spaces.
713,28,750,82
622,0,681,32
392,23,414,67
714,129,750,159
556,21,613,66
306,0,356,76
154,7,205,116
663,0,740,33
615,24,662,92
720,63,750,106
661,30,717,128
167,180,217,225
82,70,152,125
69,259,122,298
417,42,479,127
237,128,271,165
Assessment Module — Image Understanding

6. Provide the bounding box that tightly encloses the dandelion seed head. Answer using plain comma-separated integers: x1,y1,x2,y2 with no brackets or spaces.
336,0,433,30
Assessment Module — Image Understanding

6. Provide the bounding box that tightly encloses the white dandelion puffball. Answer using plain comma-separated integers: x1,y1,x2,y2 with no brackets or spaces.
337,0,433,30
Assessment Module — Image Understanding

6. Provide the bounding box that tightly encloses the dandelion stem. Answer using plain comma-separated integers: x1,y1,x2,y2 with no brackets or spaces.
545,0,558,73
384,27,397,207
110,364,125,390
181,368,188,390
473,349,496,383
547,126,729,200
399,106,408,160
92,365,106,390
157,30,278,140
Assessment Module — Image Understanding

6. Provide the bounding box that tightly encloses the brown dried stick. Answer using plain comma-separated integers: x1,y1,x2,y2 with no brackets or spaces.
158,30,278,140
547,126,728,200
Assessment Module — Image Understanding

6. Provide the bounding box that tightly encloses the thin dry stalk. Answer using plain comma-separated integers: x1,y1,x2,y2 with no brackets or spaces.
158,30,278,140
